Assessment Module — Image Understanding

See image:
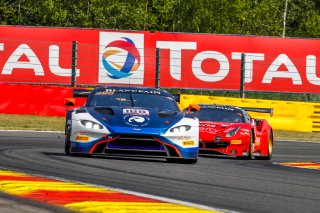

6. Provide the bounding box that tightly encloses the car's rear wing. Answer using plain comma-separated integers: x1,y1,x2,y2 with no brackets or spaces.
65,88,92,107
172,94,180,103
73,88,93,97
242,107,273,117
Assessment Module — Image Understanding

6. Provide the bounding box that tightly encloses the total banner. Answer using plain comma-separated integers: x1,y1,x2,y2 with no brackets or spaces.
1,25,320,93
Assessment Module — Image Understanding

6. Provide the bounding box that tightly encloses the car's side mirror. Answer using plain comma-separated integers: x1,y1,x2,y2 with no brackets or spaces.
188,104,200,112
64,98,75,106
251,118,256,126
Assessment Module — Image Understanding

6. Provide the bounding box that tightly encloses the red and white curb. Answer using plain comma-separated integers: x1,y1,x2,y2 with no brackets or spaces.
278,162,320,170
0,169,226,213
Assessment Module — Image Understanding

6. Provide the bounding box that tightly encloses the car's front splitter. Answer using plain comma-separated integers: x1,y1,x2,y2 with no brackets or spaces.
70,134,199,159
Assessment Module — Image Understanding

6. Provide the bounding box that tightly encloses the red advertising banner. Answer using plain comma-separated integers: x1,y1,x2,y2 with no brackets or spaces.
1,26,320,93
155,32,320,93
0,26,156,87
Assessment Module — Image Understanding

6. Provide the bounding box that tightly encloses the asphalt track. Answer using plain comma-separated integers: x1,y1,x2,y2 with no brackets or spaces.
0,131,319,213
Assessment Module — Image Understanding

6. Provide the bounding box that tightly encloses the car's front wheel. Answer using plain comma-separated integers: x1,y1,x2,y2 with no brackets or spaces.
166,158,198,164
65,132,71,155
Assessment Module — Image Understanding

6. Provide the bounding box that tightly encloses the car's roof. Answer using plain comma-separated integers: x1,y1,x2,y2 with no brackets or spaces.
92,85,173,96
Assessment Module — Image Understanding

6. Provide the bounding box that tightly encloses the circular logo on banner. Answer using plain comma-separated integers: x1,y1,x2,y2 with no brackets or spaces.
101,37,141,79
124,115,150,127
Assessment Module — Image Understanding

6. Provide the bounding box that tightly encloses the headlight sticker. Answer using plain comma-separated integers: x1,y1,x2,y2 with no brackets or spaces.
170,125,191,134
80,120,103,130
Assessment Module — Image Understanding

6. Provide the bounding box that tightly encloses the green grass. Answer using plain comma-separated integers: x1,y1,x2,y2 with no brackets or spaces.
0,114,65,131
0,113,319,142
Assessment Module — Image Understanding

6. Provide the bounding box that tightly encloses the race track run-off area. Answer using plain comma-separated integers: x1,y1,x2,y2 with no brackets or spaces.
0,131,319,213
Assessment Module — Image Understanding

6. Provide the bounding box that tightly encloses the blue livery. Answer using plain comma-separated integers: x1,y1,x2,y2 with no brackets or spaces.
65,86,199,163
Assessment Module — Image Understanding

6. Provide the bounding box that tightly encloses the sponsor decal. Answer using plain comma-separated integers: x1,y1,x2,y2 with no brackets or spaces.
123,115,150,127
178,136,191,140
123,108,149,116
73,131,90,135
95,91,115,96
104,88,161,94
182,140,195,146
99,32,144,84
75,135,89,142
201,105,236,111
200,127,217,134
200,123,216,128
231,140,242,144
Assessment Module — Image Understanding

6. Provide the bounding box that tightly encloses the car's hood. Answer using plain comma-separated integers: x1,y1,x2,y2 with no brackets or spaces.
199,121,241,134
86,106,184,134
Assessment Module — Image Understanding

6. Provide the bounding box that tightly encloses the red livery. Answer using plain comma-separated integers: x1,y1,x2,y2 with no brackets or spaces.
185,104,273,160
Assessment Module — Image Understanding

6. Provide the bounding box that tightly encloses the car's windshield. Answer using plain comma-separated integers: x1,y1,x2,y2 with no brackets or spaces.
190,108,244,123
88,92,179,111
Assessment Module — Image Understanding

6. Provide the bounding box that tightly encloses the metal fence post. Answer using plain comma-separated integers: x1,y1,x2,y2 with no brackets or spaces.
155,48,160,89
71,41,78,87
240,53,246,98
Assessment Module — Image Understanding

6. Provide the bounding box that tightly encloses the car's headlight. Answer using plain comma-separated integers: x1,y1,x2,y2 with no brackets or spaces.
170,125,191,134
226,126,241,137
80,120,103,130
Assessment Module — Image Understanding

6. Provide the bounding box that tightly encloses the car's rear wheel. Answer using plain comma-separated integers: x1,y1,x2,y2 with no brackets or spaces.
256,131,273,160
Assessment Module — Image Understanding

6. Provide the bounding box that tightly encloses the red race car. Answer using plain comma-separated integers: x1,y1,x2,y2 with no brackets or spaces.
185,104,274,160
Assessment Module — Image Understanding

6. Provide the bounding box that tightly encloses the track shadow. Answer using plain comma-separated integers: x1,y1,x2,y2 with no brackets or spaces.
43,151,168,163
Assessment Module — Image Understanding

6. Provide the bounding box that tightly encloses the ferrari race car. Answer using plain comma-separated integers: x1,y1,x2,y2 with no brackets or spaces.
185,104,273,160
64,86,199,163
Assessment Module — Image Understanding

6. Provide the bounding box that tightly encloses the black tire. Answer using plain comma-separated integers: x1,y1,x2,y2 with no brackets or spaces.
65,132,71,155
166,158,198,164
256,131,273,160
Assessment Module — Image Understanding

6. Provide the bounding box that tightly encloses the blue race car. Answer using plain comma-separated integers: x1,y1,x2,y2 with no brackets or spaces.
64,86,199,163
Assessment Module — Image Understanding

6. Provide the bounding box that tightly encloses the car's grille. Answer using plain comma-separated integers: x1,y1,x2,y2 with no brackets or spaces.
204,141,229,149
199,148,226,155
105,135,169,157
